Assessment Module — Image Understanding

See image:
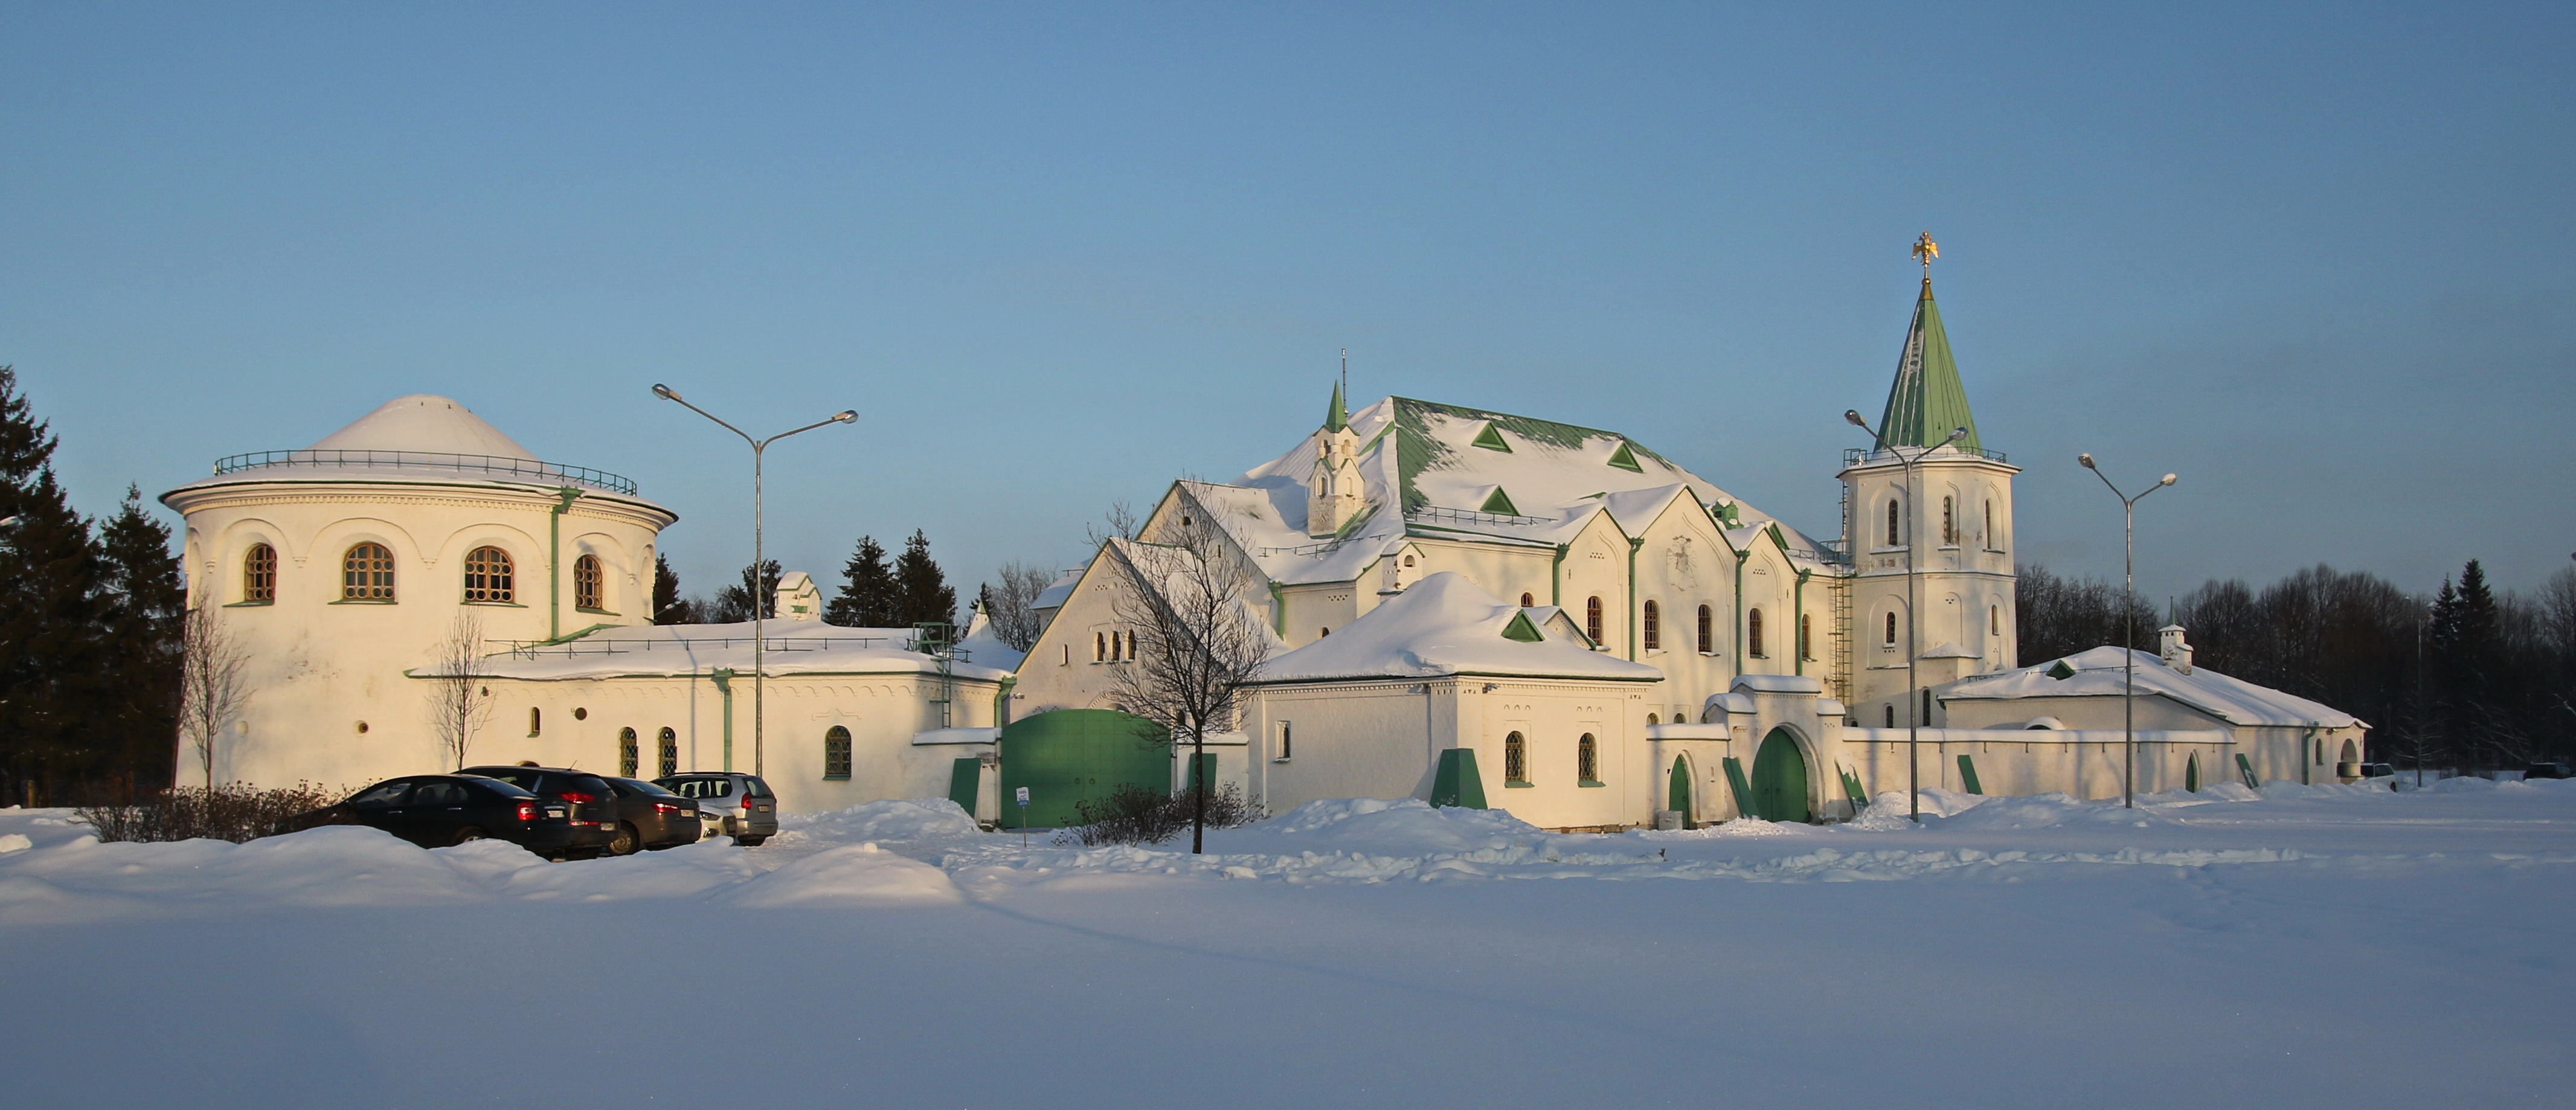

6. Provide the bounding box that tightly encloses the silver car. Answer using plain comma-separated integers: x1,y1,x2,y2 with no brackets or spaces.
653,772,780,846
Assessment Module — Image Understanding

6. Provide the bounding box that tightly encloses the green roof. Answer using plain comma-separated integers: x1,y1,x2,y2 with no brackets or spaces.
1876,278,1984,453
1389,397,1673,514
1324,380,1349,434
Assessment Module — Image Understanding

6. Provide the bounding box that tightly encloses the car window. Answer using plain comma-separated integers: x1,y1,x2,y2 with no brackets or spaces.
666,778,729,798
474,769,542,792
349,781,411,810
411,781,466,806
464,778,536,799
564,776,611,797
618,778,681,798
744,777,774,799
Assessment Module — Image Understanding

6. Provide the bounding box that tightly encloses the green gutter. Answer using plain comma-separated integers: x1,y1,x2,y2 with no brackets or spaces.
1267,581,1287,636
1625,537,1643,661
1550,544,1567,606
994,675,1017,727
547,486,581,640
710,668,735,771
1732,546,1749,674
1792,567,1811,677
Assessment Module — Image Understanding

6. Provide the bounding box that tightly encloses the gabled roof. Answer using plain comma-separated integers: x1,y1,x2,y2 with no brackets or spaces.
1250,573,1662,685
1942,646,2362,729
1877,280,1984,454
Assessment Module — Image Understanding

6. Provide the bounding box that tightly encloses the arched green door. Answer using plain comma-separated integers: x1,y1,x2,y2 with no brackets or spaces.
1668,756,1692,821
1750,728,1811,823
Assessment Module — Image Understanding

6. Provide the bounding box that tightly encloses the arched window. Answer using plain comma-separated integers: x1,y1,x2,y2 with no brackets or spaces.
1094,632,1107,662
463,546,514,603
1503,731,1527,783
574,553,604,611
823,725,852,780
528,707,541,737
1747,608,1765,657
1126,630,1139,660
1402,554,1415,567
243,544,277,603
1990,605,2001,636
1942,496,1956,545
1697,605,1714,654
657,727,678,778
1642,601,1661,651
1886,499,1901,546
1585,596,1604,644
618,728,639,778
342,542,394,601
1799,613,1813,659
1520,592,1535,608
1884,611,1899,647
1577,733,1599,781
1646,713,1660,727
1884,705,1895,727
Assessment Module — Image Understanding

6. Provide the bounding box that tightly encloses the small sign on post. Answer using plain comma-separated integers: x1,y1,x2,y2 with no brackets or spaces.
1015,786,1030,848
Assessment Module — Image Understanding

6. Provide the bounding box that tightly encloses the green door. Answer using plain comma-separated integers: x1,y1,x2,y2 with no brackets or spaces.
1667,756,1692,821
1750,728,1811,823
995,709,1171,827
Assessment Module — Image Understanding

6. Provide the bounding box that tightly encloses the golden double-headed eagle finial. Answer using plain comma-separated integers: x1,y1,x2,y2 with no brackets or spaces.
1912,231,1938,275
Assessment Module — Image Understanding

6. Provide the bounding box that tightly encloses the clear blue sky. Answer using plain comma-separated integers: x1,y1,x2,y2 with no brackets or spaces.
5,3,2571,606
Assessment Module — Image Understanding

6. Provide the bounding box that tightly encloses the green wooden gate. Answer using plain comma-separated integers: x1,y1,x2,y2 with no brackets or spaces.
995,709,1171,827
1750,728,1811,823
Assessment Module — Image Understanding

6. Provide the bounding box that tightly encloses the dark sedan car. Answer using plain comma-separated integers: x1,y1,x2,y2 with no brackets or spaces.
2526,762,2574,780
285,775,585,855
603,777,702,854
457,765,622,857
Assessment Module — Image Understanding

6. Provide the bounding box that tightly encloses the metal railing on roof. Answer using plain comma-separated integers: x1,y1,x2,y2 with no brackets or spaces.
1408,505,1555,528
211,449,640,495
491,634,910,661
1842,445,2009,467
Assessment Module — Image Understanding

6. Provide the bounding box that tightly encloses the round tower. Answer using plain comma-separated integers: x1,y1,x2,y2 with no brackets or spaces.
159,396,677,788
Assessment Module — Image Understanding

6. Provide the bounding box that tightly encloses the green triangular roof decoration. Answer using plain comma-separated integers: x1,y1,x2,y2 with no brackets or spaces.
1479,487,1520,515
1501,610,1546,643
1605,441,1642,472
1469,421,1511,452
1324,380,1349,433
1877,278,1984,453
2046,659,2077,680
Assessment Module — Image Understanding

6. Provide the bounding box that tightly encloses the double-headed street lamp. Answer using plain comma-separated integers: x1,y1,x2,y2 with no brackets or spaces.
654,384,857,777
2077,453,2176,809
1845,410,1967,823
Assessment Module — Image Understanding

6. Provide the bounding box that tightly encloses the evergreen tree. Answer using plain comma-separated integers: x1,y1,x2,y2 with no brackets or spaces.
713,559,782,623
892,529,956,629
826,535,899,627
652,553,695,624
0,365,106,804
2429,559,2513,769
95,486,183,789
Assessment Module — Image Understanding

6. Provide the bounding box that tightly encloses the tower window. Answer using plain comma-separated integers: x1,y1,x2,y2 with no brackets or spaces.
574,553,605,611
1504,731,1527,784
1642,601,1661,651
657,727,678,778
1991,605,2001,636
1577,733,1598,782
618,728,638,778
341,542,395,601
1942,496,1956,545
1748,608,1767,658
243,543,277,603
463,547,515,603
1585,597,1604,644
1800,613,1813,660
1885,611,1900,647
1521,592,1535,608
1697,605,1714,654
1984,501,1995,548
823,725,852,780
1886,499,1901,547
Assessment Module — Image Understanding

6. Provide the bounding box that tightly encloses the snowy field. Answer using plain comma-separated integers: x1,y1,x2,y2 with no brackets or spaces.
2,780,2570,1109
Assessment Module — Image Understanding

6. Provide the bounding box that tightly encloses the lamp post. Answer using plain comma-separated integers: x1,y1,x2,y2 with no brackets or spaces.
1845,411,1967,823
2077,453,2176,809
653,384,857,777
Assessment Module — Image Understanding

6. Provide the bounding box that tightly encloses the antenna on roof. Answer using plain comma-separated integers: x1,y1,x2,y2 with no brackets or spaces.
1340,348,1348,401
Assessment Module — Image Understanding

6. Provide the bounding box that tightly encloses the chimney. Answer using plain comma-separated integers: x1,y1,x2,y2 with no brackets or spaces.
2159,624,2192,674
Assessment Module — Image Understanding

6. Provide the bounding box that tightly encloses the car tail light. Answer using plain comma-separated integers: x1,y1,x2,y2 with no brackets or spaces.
654,802,682,815
559,791,598,804
515,801,538,823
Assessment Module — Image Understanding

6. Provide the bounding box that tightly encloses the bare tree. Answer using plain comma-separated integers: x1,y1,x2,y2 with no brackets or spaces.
1104,511,1273,853
1084,499,1142,548
424,610,490,770
980,560,1055,652
176,606,251,789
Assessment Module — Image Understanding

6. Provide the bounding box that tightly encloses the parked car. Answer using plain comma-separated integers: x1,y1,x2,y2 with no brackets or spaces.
284,774,586,856
2356,762,2397,779
603,777,702,853
2525,763,2575,780
457,765,623,856
654,772,780,845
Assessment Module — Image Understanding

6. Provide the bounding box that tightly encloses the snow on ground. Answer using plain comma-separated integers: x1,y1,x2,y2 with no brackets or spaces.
4,782,2572,1108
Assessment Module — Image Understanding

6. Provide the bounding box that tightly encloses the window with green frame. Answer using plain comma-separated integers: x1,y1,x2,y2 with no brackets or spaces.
618,728,638,778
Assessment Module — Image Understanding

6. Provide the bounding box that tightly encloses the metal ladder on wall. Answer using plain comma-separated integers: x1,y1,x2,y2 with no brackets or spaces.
1829,475,1854,705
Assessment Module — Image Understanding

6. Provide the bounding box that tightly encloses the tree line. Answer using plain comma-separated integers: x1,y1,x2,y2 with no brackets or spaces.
2017,560,2576,772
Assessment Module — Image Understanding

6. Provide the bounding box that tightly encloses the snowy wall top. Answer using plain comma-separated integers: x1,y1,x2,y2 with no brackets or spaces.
1943,647,2363,730
457,621,1013,683
1250,573,1663,685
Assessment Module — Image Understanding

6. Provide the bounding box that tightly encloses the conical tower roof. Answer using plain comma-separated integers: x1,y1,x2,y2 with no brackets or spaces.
1876,278,1983,453
1323,379,1349,433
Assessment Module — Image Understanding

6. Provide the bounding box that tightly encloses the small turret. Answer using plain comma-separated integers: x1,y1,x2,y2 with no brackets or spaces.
1308,381,1363,536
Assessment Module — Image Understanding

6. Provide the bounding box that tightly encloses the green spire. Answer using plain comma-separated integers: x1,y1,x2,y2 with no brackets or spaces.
1877,278,1983,452
1324,379,1349,433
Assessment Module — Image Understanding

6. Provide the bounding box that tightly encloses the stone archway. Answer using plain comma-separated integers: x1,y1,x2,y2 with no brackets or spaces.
1750,727,1811,823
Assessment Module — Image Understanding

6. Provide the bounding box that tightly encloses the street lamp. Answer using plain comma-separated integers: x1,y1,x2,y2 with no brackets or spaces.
2077,452,2176,809
1845,409,1967,823
653,383,858,777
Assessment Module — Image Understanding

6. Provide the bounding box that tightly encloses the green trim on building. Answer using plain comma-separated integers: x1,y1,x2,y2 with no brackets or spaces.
1876,278,1985,453
1839,765,1869,806
1501,611,1546,643
1956,754,1984,795
1606,441,1642,472
2235,752,2262,791
709,668,735,772
946,757,981,815
1186,751,1219,792
1431,748,1488,809
1721,757,1754,819
1479,487,1520,516
1470,422,1511,452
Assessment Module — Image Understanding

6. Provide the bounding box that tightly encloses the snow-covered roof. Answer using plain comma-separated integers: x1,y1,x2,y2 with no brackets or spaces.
1250,573,1662,685
456,621,1011,682
1207,396,1839,587
164,394,663,505
952,608,1027,672
1942,647,2362,729
312,395,538,458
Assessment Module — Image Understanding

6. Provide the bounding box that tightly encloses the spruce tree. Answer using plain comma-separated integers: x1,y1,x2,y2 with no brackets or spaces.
96,486,183,788
0,365,106,804
652,553,693,624
827,535,899,627
713,560,782,623
892,529,956,629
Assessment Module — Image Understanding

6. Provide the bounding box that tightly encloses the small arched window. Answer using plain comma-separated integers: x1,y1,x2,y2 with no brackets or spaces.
342,542,395,601
823,725,852,779
1884,611,1899,647
1884,705,1896,727
1886,499,1901,546
1520,592,1535,608
1748,608,1766,658
1126,630,1139,659
574,553,604,611
1697,605,1714,654
1983,501,1995,548
1094,632,1107,662
1942,496,1956,545
657,727,679,778
463,546,514,603
528,707,541,737
1577,733,1598,781
1504,731,1528,783
1585,597,1604,644
1645,713,1659,727
1402,554,1415,567
1990,605,2001,636
243,544,277,603
1799,613,1813,659
1642,601,1661,651
618,727,639,778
